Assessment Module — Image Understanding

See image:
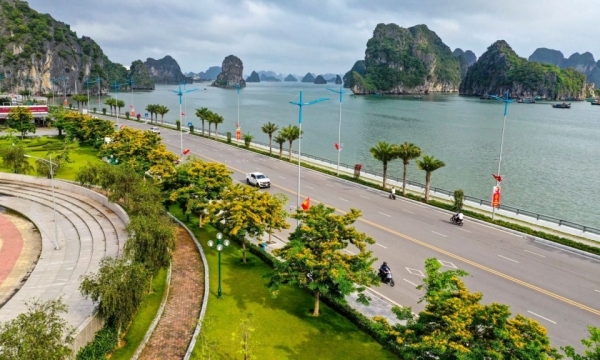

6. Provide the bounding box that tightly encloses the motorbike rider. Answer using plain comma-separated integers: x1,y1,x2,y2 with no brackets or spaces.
389,187,396,200
453,212,464,224
379,262,391,279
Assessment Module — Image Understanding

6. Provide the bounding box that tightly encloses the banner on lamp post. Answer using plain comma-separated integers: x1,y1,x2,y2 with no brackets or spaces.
492,186,501,208
236,128,241,140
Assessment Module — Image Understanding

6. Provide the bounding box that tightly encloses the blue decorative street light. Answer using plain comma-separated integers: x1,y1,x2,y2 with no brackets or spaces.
489,90,514,220
327,86,348,176
172,82,198,157
207,232,230,298
85,77,101,114
290,91,329,220
110,80,129,126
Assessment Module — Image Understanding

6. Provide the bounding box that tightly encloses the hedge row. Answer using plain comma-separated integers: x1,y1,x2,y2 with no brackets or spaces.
76,325,118,360
191,132,600,258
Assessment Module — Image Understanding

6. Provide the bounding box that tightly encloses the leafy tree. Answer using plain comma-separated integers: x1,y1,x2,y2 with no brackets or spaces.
562,326,600,359
35,140,75,178
104,98,115,115
156,105,169,124
145,104,157,123
116,99,125,115
274,132,286,159
261,121,279,155
63,111,114,147
5,106,35,139
369,141,397,189
281,125,302,161
263,193,290,244
375,258,560,359
231,312,258,360
0,143,33,174
267,204,378,316
80,256,148,338
416,155,445,202
195,107,210,136
125,211,176,275
453,189,465,212
212,113,224,138
48,105,68,136
204,184,271,263
0,298,75,360
75,161,99,187
206,110,215,138
395,142,422,195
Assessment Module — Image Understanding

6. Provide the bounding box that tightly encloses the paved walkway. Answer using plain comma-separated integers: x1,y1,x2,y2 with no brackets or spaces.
140,226,204,359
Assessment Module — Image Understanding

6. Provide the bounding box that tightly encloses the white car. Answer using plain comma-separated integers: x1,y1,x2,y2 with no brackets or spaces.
149,126,161,134
246,172,271,188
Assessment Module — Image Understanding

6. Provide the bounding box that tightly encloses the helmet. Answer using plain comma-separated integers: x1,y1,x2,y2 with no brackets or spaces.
383,262,387,266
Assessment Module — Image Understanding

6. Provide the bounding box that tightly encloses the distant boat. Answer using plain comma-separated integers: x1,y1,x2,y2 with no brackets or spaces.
518,98,536,104
551,103,571,109
586,97,596,102
414,95,423,99
591,100,600,105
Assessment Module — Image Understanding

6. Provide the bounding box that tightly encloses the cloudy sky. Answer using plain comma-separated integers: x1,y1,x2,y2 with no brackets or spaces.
27,1,600,75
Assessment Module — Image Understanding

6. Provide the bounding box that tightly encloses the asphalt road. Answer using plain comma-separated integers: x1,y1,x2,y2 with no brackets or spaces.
113,118,600,350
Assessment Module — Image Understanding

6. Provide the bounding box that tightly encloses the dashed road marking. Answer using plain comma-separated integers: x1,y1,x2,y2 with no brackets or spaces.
360,195,370,199
379,212,391,217
527,311,556,324
403,210,415,214
345,249,355,255
279,176,286,179
375,243,387,249
405,268,425,277
457,228,471,233
403,279,418,287
431,231,447,237
595,290,600,293
524,250,546,258
438,260,457,268
326,184,334,187
339,198,349,202
306,185,314,189
498,255,519,263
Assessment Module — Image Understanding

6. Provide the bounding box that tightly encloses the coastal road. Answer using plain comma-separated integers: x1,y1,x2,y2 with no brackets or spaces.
113,118,600,350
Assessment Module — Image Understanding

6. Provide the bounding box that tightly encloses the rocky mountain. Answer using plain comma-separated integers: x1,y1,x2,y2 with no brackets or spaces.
0,0,140,95
529,48,600,88
257,70,284,81
453,48,477,66
314,75,327,84
348,23,461,94
456,55,469,80
335,75,342,85
301,72,315,83
212,55,246,88
284,74,297,82
198,66,221,80
144,55,191,84
260,74,280,82
129,60,154,90
343,60,366,88
246,70,260,82
460,40,588,100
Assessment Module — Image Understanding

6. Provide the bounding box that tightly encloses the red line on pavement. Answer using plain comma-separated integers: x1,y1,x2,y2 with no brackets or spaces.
0,214,24,287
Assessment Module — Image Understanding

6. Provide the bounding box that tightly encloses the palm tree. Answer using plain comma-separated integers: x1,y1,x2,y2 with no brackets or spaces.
104,98,115,115
145,104,155,123
261,122,279,155
195,107,209,135
212,113,224,139
116,99,125,116
282,125,302,161
206,111,215,138
156,105,169,124
369,141,398,189
395,142,422,195
416,155,446,202
274,133,286,159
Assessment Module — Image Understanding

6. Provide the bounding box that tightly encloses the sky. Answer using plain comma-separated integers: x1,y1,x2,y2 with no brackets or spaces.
27,0,600,75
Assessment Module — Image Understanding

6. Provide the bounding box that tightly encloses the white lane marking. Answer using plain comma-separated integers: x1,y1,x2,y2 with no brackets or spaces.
405,268,425,277
595,290,600,293
305,186,314,189
375,243,387,249
360,195,370,199
438,260,457,268
403,210,415,214
527,311,556,324
431,231,447,237
379,212,391,217
235,180,243,183
278,176,286,179
345,249,355,255
403,279,418,287
339,198,349,202
524,250,546,258
457,228,471,233
498,255,519,263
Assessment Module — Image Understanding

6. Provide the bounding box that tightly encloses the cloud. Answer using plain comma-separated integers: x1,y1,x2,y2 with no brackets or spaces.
27,0,600,74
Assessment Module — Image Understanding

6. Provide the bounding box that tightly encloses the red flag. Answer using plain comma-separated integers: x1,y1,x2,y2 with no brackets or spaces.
181,112,185,116
236,122,239,128
334,142,339,150
492,174,502,182
182,149,190,155
129,105,133,108
301,198,310,210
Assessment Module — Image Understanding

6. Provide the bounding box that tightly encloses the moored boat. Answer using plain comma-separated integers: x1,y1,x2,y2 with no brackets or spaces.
591,100,600,105
586,97,596,102
551,103,571,109
518,97,535,104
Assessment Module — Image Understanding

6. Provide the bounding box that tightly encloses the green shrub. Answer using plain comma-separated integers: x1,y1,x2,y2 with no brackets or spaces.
93,107,97,113
226,132,232,144
76,325,118,360
125,111,130,119
453,189,464,212
189,125,194,134
102,108,106,115
176,120,181,131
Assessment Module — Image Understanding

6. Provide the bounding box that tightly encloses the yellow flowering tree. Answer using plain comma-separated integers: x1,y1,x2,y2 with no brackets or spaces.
266,204,378,316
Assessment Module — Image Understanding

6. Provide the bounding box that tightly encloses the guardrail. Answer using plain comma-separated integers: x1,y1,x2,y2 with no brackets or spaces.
210,129,600,237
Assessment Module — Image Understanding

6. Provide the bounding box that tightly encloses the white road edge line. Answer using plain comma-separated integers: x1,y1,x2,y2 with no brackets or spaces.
498,255,519,263
403,279,418,287
339,198,349,202
279,176,286,179
403,210,415,214
306,186,314,189
360,195,370,199
431,231,447,237
345,249,355,255
527,311,557,324
595,290,600,293
379,212,391,217
524,250,546,258
375,243,387,249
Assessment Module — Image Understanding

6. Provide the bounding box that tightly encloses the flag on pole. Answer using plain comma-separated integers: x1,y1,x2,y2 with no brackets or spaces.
492,174,502,182
183,149,190,155
181,112,185,116
334,142,339,150
235,122,239,128
129,105,133,108
301,198,310,210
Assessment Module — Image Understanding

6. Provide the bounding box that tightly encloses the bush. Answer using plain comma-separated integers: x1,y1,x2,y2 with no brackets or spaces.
176,120,181,131
243,133,254,148
93,107,97,113
125,111,130,119
454,189,464,212
76,325,118,360
190,125,194,134
227,132,232,144
69,103,73,109
102,108,106,115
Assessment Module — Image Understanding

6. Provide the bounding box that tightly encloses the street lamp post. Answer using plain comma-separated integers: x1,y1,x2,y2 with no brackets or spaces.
207,232,230,298
236,83,241,146
84,77,100,114
289,91,329,223
25,154,60,250
127,78,135,117
490,90,513,220
327,86,347,176
172,83,198,157
110,80,129,126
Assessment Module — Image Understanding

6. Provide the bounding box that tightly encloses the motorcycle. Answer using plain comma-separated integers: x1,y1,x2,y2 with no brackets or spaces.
450,214,464,226
379,270,395,287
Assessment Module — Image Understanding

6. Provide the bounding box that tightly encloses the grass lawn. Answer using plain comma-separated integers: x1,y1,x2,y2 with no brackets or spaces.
0,137,103,181
111,267,168,360
169,206,397,360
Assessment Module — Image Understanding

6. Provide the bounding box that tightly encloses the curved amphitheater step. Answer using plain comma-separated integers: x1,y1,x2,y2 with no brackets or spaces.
0,180,128,333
